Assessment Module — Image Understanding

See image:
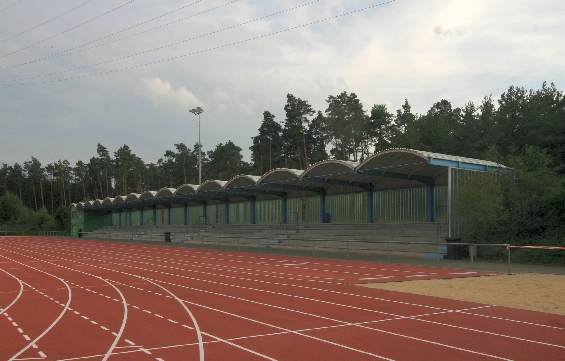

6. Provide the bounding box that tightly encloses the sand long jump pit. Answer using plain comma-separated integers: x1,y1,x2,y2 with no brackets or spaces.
361,273,565,315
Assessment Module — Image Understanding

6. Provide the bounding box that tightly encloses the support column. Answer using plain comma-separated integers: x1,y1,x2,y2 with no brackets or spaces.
367,184,375,223
128,209,132,226
152,205,157,226
250,197,256,225
184,204,189,225
427,183,436,222
224,199,230,224
319,190,327,223
140,208,144,225
167,206,172,225
118,210,122,226
281,194,288,224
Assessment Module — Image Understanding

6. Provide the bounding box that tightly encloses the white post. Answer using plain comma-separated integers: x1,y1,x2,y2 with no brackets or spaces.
198,112,202,185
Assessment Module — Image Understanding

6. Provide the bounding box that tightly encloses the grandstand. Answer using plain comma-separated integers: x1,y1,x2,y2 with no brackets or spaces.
70,148,507,258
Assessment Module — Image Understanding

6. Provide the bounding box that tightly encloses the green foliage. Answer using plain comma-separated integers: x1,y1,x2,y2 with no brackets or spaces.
0,193,57,230
0,192,25,223
0,82,563,249
458,147,564,245
457,175,504,240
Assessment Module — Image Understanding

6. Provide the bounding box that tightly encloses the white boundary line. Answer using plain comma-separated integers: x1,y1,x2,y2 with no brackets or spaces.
0,254,72,361
46,240,565,331
140,277,205,361
5,246,277,361
10,243,541,360
0,267,24,316
6,240,565,356
0,252,128,361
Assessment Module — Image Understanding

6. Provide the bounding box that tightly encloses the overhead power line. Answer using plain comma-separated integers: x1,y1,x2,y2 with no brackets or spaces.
0,0,137,61
2,0,323,84
2,0,241,70
1,0,396,87
0,0,23,15
1,0,95,43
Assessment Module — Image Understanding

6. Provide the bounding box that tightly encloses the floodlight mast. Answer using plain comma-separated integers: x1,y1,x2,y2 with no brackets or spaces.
189,106,204,185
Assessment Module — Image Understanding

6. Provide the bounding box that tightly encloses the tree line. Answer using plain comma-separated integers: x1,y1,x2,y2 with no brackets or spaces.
1,82,563,243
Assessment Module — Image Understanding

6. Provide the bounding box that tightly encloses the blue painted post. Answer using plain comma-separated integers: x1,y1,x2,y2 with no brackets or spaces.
427,183,436,222
224,200,230,224
167,206,172,225
140,208,144,225
184,204,189,225
281,194,288,224
152,206,157,226
367,184,375,223
320,191,327,223
250,197,256,225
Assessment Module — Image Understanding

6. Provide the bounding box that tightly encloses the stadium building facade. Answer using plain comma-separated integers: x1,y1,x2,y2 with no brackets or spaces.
70,148,507,243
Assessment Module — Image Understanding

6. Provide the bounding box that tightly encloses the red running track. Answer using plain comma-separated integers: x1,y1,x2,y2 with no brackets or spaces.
0,237,564,361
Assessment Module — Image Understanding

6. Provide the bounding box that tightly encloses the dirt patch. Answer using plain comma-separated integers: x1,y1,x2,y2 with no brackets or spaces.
361,273,565,315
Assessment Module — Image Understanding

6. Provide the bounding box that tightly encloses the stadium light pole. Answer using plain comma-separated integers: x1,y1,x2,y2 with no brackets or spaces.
189,106,204,185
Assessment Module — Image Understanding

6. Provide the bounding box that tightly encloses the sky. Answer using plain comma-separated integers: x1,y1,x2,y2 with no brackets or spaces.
0,0,564,165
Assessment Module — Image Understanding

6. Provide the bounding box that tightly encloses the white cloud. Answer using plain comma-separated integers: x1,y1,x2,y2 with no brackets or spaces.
142,77,203,110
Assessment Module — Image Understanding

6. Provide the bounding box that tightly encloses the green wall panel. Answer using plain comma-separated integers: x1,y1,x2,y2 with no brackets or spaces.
326,192,367,223
229,202,251,224
287,196,319,224
256,199,282,224
172,206,184,225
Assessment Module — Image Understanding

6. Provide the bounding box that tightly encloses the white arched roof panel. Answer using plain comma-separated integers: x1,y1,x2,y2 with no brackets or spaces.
125,193,141,202
197,180,227,193
156,187,176,198
301,160,358,179
225,175,260,189
258,168,303,185
140,191,157,201
175,184,198,196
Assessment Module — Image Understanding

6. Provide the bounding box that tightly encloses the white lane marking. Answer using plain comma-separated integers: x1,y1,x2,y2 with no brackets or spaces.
0,267,25,316
406,274,433,278
11,239,565,353
281,262,310,266
140,277,205,361
450,272,478,275
0,254,72,361
1,251,129,361
359,276,394,281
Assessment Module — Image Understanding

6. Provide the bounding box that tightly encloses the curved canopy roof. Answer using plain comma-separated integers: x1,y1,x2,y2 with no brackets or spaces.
156,187,176,198
113,195,126,205
258,168,303,185
140,191,157,201
302,160,358,179
175,184,198,196
358,148,507,174
125,193,141,202
198,180,227,193
225,175,260,189
75,148,508,210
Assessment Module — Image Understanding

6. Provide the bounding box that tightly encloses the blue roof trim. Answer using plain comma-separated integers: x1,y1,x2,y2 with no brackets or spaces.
428,158,488,171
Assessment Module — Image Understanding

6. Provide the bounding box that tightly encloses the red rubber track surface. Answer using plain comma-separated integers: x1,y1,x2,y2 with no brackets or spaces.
0,237,563,361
